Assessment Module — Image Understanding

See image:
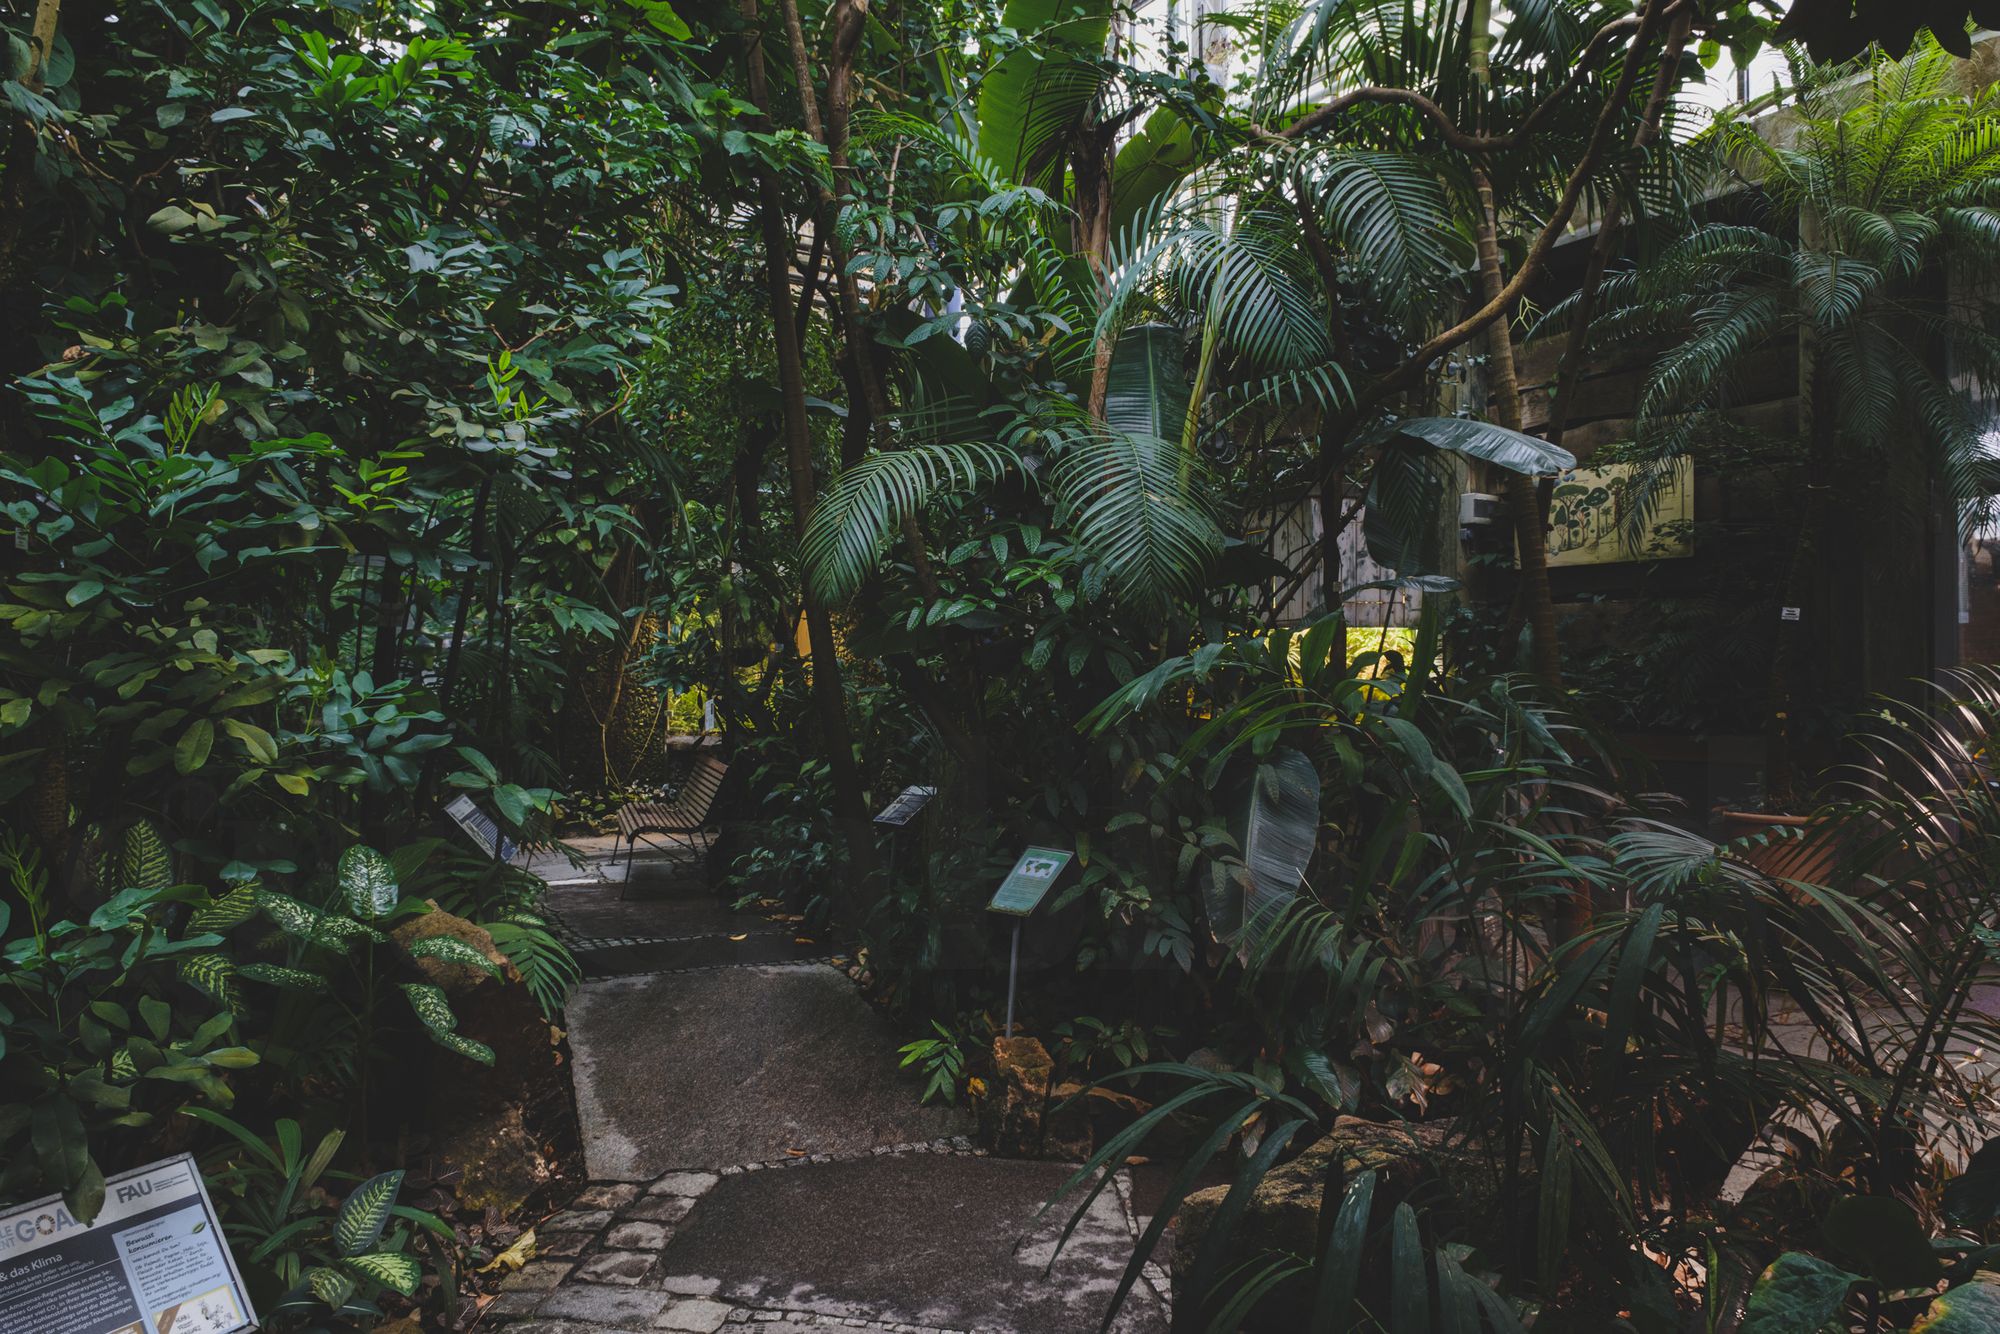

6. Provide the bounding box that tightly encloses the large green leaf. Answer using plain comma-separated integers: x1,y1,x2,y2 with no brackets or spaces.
1362,418,1577,574
1741,1253,1861,1334
1109,106,1202,242
1375,418,1577,476
340,1250,422,1295
1047,420,1222,609
399,982,458,1034
802,442,1020,603
1308,150,1461,319
1102,324,1188,441
333,1170,404,1257
975,0,1113,188
1917,1274,2000,1331
1215,747,1319,946
337,844,397,920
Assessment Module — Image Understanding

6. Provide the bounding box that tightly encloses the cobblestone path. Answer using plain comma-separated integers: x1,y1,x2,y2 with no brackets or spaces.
489,838,1169,1334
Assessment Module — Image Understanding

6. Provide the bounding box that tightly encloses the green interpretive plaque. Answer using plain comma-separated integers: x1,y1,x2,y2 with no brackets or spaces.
987,846,1072,917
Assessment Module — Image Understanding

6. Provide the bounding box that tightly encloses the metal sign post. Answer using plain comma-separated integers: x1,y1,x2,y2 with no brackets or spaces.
986,846,1072,1039
872,785,937,881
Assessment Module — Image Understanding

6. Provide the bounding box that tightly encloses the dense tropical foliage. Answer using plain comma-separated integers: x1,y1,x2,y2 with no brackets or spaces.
8,0,2000,1327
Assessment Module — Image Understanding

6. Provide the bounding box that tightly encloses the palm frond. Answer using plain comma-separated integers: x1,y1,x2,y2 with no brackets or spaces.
802,442,1021,603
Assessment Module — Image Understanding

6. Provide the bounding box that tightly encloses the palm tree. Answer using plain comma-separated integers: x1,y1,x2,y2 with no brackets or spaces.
1562,37,2000,801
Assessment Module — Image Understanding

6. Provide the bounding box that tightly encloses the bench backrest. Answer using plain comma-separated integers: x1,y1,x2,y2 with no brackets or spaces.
676,756,728,822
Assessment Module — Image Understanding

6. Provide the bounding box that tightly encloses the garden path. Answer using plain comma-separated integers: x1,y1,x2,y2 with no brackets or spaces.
485,837,1170,1334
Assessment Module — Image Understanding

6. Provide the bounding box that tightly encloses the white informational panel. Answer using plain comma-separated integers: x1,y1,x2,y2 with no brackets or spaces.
0,1154,255,1334
445,793,517,862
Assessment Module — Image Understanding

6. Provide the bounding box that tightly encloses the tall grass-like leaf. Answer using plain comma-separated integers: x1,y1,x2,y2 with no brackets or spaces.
1182,1116,1309,1318
1389,1202,1430,1334
1308,1169,1378,1333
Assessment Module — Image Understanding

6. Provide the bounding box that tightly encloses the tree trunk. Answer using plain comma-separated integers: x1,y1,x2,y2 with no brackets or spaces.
1472,168,1563,687
743,0,878,897
1765,347,1831,809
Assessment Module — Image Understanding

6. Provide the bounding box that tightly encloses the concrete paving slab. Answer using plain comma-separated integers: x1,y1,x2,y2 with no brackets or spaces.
543,885,772,943
565,964,968,1178
656,1154,1168,1333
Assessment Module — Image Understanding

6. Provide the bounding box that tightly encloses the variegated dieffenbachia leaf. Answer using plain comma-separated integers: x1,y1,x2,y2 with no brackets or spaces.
340,1250,422,1295
399,982,457,1033
337,844,398,920
303,1264,356,1309
255,890,383,947
404,935,501,976
177,953,236,1001
334,1170,404,1257
120,819,174,891
237,963,330,991
188,884,258,932
426,1028,495,1066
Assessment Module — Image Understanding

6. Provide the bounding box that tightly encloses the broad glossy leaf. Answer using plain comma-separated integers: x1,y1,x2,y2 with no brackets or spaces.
1220,747,1319,947
1102,324,1188,441
1742,1252,1860,1333
336,844,397,920
1916,1274,2000,1331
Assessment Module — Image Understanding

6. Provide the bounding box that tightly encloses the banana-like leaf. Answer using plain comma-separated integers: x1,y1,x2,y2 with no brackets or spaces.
1362,418,1575,574
1102,324,1188,441
334,1170,403,1257
1110,106,1203,241
337,844,397,920
975,0,1112,189
1214,747,1320,948
1373,417,1577,476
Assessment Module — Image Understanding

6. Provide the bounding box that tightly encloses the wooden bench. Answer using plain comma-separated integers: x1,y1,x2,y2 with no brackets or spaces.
616,756,729,896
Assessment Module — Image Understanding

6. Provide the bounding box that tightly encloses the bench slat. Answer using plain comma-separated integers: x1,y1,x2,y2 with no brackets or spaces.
618,760,728,839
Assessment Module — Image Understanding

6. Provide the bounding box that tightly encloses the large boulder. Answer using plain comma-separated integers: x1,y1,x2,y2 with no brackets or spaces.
395,905,561,1217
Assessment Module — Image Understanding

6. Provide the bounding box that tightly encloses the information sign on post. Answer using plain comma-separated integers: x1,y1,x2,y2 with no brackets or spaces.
871,785,937,827
986,846,1073,1037
445,793,517,863
987,846,1071,916
0,1154,256,1334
